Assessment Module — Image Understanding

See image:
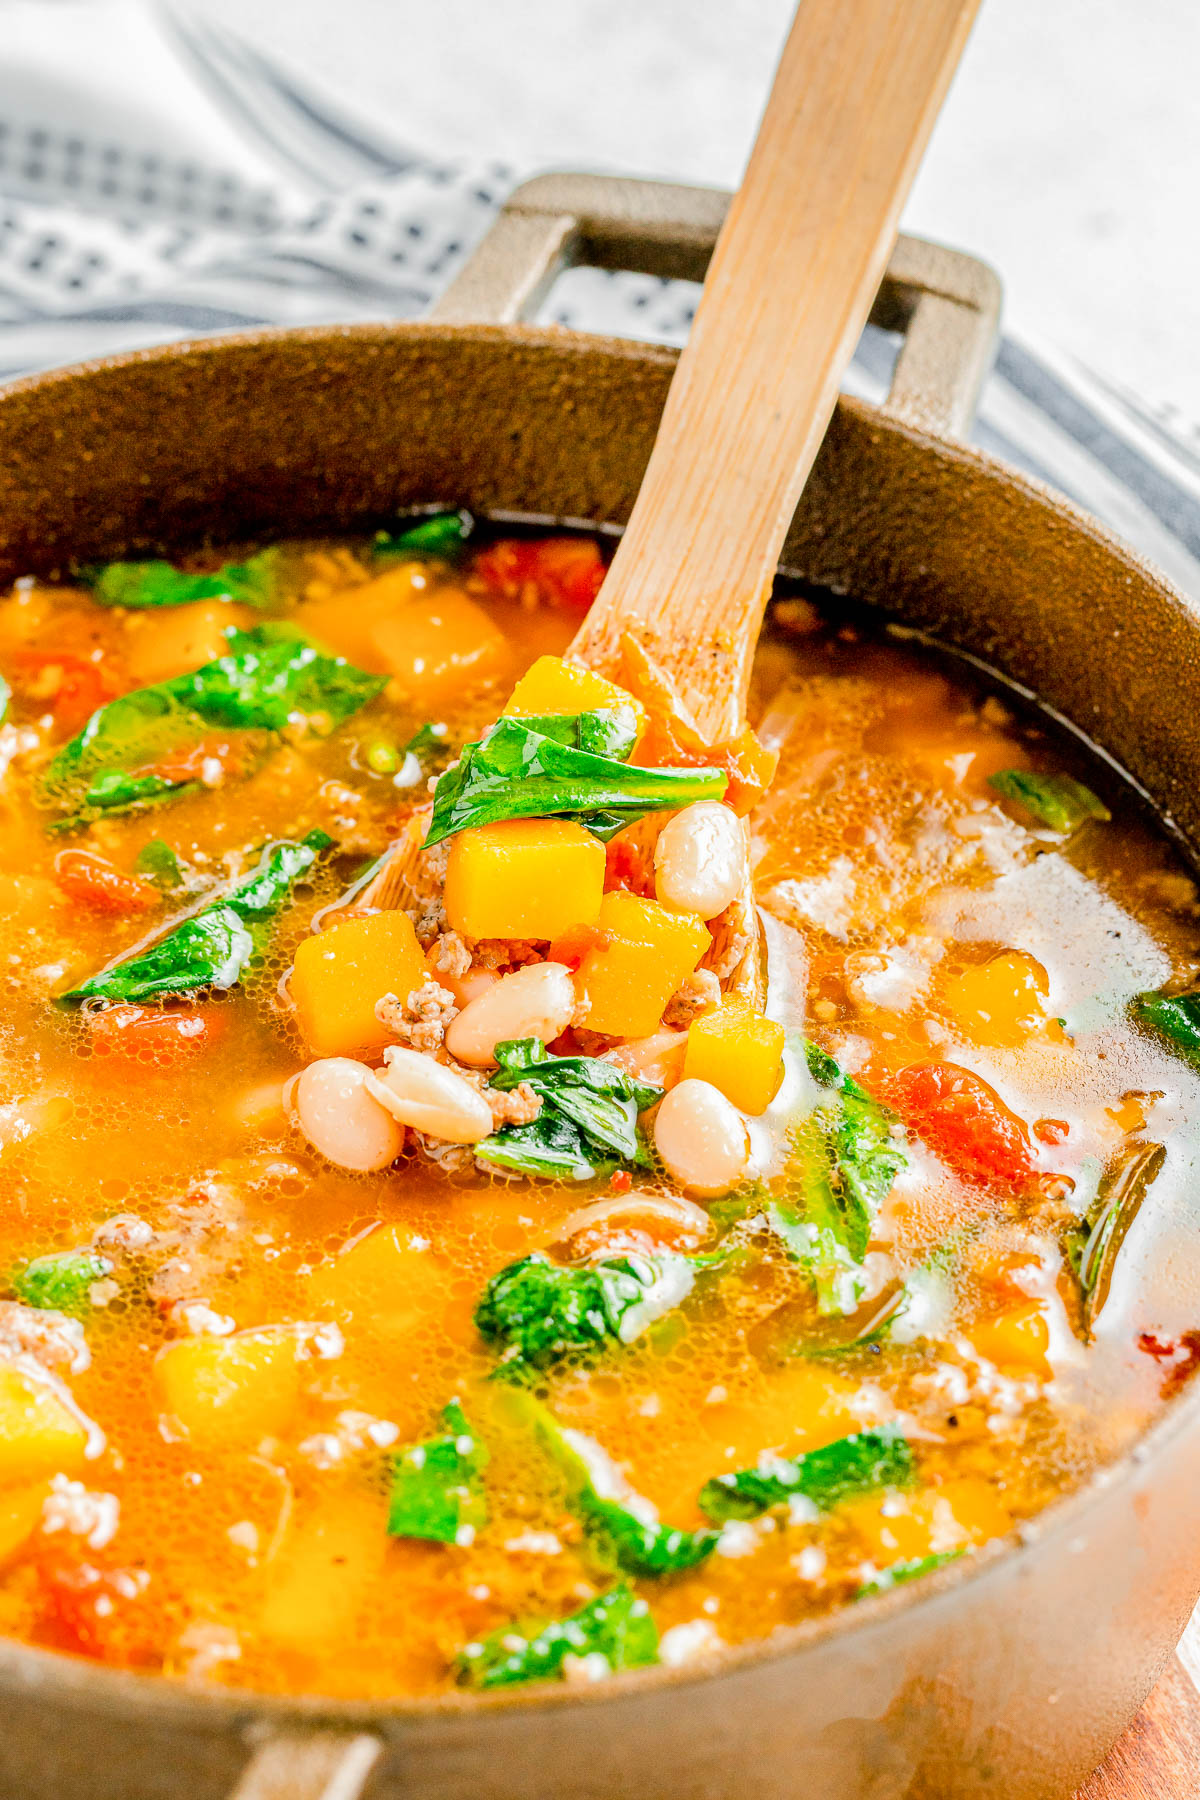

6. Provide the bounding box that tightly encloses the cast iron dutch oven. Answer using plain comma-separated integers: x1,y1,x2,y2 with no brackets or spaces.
1,174,1199,1800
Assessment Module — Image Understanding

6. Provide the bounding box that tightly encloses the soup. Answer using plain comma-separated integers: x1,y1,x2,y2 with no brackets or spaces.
0,517,1198,1698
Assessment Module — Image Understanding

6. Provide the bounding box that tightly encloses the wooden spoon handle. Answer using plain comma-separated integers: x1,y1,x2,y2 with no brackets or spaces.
572,0,980,738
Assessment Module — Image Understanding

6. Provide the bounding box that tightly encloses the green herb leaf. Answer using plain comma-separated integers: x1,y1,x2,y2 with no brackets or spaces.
387,1400,489,1544
42,625,385,818
374,510,473,562
456,1582,658,1690
133,838,186,889
474,1108,606,1182
988,770,1110,833
1133,989,1200,1067
482,1037,661,1171
424,713,724,849
698,1427,915,1524
767,1042,907,1316
11,1250,112,1313
855,1550,964,1598
60,829,331,1003
474,1250,698,1371
1065,1138,1165,1335
0,669,9,726
508,1392,717,1578
83,549,280,610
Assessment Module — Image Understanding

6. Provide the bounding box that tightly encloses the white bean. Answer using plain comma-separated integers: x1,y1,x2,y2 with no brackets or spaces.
654,800,744,920
366,1046,493,1143
653,1078,750,1196
289,1058,403,1172
444,961,575,1068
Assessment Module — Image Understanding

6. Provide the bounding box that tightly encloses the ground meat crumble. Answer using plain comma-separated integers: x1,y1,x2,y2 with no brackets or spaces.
376,979,459,1053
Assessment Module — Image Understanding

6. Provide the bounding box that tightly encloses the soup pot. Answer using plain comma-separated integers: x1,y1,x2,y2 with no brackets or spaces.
1,173,1199,1800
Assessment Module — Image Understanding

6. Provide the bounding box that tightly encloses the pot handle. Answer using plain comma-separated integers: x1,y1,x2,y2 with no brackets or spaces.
228,1728,384,1800
431,170,1001,440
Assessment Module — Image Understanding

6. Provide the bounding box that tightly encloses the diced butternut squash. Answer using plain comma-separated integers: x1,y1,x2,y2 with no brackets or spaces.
0,1482,49,1565
577,891,709,1038
155,1328,300,1449
293,564,426,669
372,589,511,701
504,655,645,736
967,1301,1052,1377
260,1488,387,1651
305,1224,448,1338
291,911,426,1059
941,950,1053,1049
845,1477,1012,1561
684,997,785,1115
0,1360,89,1485
443,818,605,941
125,601,252,685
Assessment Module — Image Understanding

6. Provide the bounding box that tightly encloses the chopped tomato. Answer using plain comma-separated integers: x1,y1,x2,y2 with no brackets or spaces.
1137,1331,1200,1398
38,1556,159,1667
609,1169,633,1193
83,1004,226,1063
54,850,160,916
8,650,125,734
472,537,605,616
547,923,614,969
142,734,259,786
604,838,652,896
618,636,778,813
887,1060,1037,1189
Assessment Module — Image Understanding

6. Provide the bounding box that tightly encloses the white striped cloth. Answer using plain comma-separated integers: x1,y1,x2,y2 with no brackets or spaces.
1,0,1199,614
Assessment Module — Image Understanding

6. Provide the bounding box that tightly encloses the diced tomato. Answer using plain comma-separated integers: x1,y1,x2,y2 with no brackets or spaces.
9,650,126,734
547,923,614,969
54,850,161,916
887,1061,1036,1189
38,1556,159,1668
472,537,605,616
83,1003,226,1063
605,838,652,896
1137,1330,1200,1397
142,735,258,786
609,1169,633,1193
618,635,778,813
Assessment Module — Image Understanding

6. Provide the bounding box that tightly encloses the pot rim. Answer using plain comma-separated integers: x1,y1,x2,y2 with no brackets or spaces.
2,315,1197,1728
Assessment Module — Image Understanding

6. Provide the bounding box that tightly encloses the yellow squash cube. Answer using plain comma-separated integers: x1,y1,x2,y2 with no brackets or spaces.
577,891,709,1039
968,1301,1051,1377
444,818,605,940
291,910,427,1059
125,600,252,685
372,589,512,702
941,950,1052,1049
293,563,426,669
0,1360,89,1485
305,1224,448,1337
155,1328,300,1450
504,655,645,735
684,997,785,1115
260,1489,387,1652
0,1482,50,1565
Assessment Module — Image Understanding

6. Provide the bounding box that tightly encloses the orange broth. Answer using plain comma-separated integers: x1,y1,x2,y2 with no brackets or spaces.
0,522,1198,1697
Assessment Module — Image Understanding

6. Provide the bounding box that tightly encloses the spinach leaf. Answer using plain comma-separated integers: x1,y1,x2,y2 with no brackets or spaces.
510,1393,717,1578
856,1550,964,1599
698,1427,914,1523
988,770,1110,833
475,1109,605,1182
0,670,9,725
512,708,641,762
42,625,385,816
11,1250,112,1313
134,838,186,889
456,1582,658,1690
48,767,203,832
1065,1139,1165,1336
1133,989,1200,1066
374,510,473,562
61,829,331,1003
387,1400,488,1544
83,549,280,610
424,712,725,849
767,1042,907,1316
474,1250,698,1371
482,1037,661,1171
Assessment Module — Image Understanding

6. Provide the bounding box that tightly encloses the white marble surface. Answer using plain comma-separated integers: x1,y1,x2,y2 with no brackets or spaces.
194,0,1200,424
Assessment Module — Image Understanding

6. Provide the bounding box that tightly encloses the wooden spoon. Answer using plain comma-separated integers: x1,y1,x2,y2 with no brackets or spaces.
364,0,981,967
